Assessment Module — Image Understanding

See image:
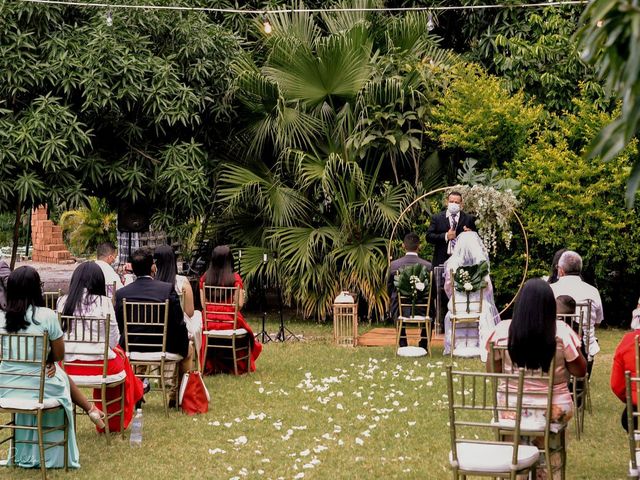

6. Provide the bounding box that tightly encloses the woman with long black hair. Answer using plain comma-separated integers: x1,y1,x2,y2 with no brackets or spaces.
199,245,262,374
153,245,203,357
57,261,143,433
0,266,81,469
486,278,587,424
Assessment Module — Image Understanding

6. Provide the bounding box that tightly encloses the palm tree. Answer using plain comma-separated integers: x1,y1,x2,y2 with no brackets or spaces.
218,5,459,320
59,197,117,255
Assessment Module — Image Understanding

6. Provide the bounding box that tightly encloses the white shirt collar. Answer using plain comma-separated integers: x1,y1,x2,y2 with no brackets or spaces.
405,252,418,256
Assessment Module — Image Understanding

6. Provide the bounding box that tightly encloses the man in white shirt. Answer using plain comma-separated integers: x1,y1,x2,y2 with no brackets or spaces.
550,250,602,371
96,242,124,298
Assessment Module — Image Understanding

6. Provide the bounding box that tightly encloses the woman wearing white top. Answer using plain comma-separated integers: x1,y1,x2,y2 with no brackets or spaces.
443,231,500,361
57,261,143,432
153,245,203,358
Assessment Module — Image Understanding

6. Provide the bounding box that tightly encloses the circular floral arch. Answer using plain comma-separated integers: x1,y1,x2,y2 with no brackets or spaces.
387,185,529,316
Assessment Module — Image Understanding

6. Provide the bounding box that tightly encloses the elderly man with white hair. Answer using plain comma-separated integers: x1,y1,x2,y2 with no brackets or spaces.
550,250,603,373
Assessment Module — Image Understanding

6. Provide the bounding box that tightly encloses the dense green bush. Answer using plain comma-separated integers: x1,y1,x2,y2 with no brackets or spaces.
497,96,640,324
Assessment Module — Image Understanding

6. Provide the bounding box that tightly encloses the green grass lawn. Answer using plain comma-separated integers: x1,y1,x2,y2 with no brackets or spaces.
1,321,631,479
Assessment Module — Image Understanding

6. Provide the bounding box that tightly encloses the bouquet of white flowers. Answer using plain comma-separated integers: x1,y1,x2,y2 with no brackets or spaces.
453,261,489,313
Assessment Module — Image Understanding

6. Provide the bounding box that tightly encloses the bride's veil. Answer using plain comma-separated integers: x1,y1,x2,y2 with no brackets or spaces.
445,231,490,273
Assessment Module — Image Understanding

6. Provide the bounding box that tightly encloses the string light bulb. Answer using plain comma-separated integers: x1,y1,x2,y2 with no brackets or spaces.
262,14,272,34
106,9,113,26
427,12,435,31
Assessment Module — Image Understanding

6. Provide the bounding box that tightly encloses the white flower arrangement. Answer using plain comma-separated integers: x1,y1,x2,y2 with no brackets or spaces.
463,282,473,292
446,185,519,254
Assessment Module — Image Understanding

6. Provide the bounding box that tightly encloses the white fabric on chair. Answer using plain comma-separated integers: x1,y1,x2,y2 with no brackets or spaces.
397,346,427,357
128,351,183,361
69,370,127,386
203,328,248,337
450,442,539,472
0,398,61,410
397,315,427,321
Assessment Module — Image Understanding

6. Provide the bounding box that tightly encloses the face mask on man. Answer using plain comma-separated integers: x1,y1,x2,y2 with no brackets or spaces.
447,202,461,215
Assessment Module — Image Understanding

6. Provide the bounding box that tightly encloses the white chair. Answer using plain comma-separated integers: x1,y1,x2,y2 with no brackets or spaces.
0,332,70,480
446,366,540,479
450,270,484,358
59,313,126,442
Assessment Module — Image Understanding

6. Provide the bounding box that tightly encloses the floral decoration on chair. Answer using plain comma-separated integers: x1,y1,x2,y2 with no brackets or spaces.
453,261,488,313
394,264,430,317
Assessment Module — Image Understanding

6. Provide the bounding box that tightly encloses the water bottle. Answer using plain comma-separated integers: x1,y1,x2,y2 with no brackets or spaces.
130,409,143,447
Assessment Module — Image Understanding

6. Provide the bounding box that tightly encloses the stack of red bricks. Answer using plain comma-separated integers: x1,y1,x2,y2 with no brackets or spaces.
31,206,73,264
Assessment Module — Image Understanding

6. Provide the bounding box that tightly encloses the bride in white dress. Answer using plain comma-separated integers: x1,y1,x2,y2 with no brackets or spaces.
443,231,500,361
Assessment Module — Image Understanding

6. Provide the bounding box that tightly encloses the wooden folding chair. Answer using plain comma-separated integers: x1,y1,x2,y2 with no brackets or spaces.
396,271,433,357
450,270,484,358
446,366,540,479
201,285,251,375
43,290,62,311
0,332,70,480
489,342,568,480
122,300,181,417
59,313,125,442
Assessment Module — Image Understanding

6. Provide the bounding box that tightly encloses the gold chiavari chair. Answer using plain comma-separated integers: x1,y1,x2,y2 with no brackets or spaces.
201,285,251,375
0,332,70,480
59,313,125,442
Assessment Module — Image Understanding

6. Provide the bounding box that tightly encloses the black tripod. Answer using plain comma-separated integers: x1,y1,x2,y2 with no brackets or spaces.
272,253,299,342
253,252,273,344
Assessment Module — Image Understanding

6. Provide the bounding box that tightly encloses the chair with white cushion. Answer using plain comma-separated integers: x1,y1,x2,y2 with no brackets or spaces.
446,366,540,479
59,313,125,442
201,285,250,375
0,332,70,480
122,299,181,416
396,271,433,357
575,300,594,414
449,270,484,358
489,342,567,479
557,311,588,440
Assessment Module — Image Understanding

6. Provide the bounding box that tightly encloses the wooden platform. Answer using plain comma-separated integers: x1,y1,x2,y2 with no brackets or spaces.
357,327,444,347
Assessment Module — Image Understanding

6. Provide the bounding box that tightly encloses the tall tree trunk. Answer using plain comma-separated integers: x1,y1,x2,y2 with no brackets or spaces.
10,200,22,270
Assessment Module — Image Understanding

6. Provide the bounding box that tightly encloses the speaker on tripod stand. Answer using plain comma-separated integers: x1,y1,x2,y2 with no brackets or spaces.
117,200,152,265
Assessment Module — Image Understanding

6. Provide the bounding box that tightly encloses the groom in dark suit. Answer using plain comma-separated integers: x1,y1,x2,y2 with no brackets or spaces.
426,191,477,267
387,232,432,349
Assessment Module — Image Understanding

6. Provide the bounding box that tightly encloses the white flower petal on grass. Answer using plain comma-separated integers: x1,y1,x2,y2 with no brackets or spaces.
254,381,262,385
392,401,399,407
230,476,240,480
313,445,328,453
261,458,271,463
239,467,248,476
355,438,364,446
273,421,282,430
294,473,305,479
426,381,433,387
224,422,233,428
336,403,344,410
333,425,342,433
229,436,248,446
302,405,309,411
209,421,221,426
257,470,264,475
234,418,242,423
408,421,416,426
303,464,315,469
208,448,226,455
258,387,265,394
399,407,408,412
293,426,307,431
299,449,310,457
356,414,366,420
338,439,344,446
361,430,371,437
321,433,334,440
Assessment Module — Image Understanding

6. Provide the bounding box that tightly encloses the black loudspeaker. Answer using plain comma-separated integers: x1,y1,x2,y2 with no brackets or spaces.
117,201,151,232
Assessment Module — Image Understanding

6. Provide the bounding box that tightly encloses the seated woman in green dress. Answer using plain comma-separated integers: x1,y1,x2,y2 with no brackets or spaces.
0,266,81,469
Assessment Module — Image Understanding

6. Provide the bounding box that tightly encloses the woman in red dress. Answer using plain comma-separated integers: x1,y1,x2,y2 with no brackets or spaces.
58,262,144,432
199,246,262,374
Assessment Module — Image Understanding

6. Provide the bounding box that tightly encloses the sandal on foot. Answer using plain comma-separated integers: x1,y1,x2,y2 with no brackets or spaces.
88,405,106,429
